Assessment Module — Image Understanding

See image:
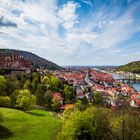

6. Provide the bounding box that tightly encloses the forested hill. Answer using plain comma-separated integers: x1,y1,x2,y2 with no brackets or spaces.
0,49,62,70
117,61,140,73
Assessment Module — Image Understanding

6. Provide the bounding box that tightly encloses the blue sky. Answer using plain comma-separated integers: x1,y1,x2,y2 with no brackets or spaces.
0,0,140,66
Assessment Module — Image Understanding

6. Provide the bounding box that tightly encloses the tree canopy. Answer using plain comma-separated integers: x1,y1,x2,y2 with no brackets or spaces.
58,106,140,140
117,61,140,73
15,89,36,111
0,75,7,96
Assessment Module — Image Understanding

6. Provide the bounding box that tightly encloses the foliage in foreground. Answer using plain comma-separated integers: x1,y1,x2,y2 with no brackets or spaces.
58,106,140,140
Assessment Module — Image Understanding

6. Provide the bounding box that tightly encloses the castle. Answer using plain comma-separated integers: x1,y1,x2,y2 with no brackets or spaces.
0,51,32,74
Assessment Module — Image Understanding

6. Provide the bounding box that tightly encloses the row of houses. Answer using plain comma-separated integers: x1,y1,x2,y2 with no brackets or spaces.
53,70,93,102
53,68,140,108
89,70,140,108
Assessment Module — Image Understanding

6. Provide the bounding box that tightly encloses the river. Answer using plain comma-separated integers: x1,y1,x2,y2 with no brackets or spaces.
111,73,140,92
93,68,140,92
132,83,140,92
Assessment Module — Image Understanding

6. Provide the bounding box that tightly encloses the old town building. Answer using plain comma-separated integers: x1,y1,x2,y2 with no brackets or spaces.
0,52,32,73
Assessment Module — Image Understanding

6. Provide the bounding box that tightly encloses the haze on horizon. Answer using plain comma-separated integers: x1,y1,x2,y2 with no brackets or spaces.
0,0,140,66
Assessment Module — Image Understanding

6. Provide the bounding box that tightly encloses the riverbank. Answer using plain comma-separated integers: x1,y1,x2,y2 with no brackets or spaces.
111,73,140,92
93,67,140,93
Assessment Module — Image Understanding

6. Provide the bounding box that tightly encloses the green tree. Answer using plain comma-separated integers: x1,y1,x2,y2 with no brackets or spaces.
15,89,36,111
59,107,96,140
63,84,74,103
0,75,7,96
59,106,140,140
35,84,46,105
50,75,62,91
75,100,86,111
16,73,28,86
51,98,61,111
32,72,40,80
32,77,39,94
0,96,11,107
44,90,53,107
109,109,140,140
24,80,31,90
6,76,20,96
94,91,103,104
92,107,112,140
42,76,51,89
10,90,20,107
42,75,62,92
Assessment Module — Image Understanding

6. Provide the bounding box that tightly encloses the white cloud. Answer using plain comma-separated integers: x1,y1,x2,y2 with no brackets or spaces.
80,0,93,6
0,0,140,65
92,8,140,50
58,1,80,31
66,31,98,45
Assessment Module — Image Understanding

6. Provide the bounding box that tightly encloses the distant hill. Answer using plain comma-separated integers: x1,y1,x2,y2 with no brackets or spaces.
0,49,62,70
117,61,140,73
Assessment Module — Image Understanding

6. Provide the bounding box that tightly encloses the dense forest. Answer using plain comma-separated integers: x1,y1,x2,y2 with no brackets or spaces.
117,61,140,73
0,49,62,70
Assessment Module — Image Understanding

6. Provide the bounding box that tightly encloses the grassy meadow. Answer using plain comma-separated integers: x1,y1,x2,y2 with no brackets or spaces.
0,108,61,140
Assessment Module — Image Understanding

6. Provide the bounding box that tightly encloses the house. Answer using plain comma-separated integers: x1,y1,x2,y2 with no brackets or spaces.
121,85,134,96
94,84,105,91
130,93,140,107
76,86,85,99
85,92,93,102
53,93,63,105
108,88,119,98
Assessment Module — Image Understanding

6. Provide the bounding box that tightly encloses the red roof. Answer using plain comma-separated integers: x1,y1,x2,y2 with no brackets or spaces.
53,93,63,100
131,93,140,106
131,93,138,100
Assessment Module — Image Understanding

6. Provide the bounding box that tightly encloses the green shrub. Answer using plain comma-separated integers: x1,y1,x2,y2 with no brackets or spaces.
51,98,60,111
0,75,7,96
15,89,36,111
10,90,20,107
0,96,11,107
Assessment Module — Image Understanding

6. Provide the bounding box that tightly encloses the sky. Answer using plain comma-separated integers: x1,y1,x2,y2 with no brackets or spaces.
0,0,140,66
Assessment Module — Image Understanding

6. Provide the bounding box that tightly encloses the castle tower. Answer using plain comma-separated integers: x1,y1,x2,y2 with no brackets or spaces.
12,51,21,61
